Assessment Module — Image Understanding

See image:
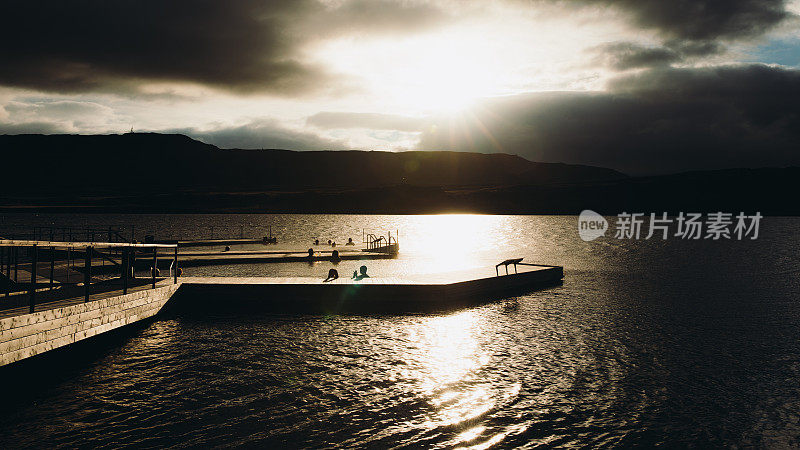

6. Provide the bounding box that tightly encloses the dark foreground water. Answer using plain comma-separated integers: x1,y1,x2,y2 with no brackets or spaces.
1,214,799,447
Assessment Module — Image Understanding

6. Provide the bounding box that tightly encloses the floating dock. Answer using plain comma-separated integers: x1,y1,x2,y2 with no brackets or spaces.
1,237,563,368
158,248,394,267
171,264,563,314
167,238,267,248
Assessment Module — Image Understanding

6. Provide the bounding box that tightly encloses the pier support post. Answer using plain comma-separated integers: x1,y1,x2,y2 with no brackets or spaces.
50,246,55,290
13,246,18,282
3,248,8,298
121,247,129,295
152,247,157,288
67,247,72,284
173,247,178,284
29,245,37,313
84,246,92,302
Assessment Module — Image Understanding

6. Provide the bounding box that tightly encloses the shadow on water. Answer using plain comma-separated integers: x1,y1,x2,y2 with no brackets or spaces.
0,318,159,410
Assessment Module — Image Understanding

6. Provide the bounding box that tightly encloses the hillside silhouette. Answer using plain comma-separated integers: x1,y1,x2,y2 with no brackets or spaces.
0,133,797,214
0,133,625,194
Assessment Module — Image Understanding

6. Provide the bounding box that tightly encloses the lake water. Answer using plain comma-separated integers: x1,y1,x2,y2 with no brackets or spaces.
1,214,799,447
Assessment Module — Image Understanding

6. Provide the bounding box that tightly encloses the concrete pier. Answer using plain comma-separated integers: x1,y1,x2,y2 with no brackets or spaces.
0,263,563,367
0,283,179,367
171,264,563,314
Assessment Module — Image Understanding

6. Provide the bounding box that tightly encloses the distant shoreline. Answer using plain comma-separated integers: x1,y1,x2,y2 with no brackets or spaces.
1,133,798,215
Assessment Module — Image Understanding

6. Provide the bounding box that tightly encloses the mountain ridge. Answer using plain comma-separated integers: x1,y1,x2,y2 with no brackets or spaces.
0,133,627,194
1,133,797,214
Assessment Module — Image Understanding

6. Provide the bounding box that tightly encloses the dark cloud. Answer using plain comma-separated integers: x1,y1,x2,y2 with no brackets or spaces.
0,0,790,96
307,112,426,131
592,42,680,70
0,0,449,96
419,65,800,174
169,119,344,150
0,121,68,134
591,39,725,70
4,100,112,119
0,99,117,133
301,0,448,36
554,0,789,42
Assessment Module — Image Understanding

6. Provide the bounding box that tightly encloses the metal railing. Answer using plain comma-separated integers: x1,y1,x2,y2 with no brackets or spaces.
2,224,279,246
364,230,399,253
29,226,132,243
0,240,178,314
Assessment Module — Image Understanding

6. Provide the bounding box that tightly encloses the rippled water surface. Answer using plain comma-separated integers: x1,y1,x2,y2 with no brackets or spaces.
1,214,799,447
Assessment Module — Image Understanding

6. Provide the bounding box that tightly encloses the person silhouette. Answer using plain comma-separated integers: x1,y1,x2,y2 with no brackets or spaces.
324,268,339,282
352,265,370,280
331,250,341,263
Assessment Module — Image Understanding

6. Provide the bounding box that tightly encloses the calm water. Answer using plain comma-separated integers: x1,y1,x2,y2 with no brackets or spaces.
1,214,799,447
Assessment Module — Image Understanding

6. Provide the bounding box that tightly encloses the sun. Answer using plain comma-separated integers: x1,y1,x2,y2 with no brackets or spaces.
312,28,501,113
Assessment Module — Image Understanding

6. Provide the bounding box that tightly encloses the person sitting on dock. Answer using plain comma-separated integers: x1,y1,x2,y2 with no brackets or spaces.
346,238,355,245
352,265,370,280
331,250,341,263
324,268,339,282
307,248,314,259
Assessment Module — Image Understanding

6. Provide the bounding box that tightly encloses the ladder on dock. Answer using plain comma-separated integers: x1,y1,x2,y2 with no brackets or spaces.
363,231,399,255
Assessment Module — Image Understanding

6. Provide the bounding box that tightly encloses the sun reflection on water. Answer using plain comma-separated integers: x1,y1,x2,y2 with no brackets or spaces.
388,308,526,446
402,214,512,274
413,310,484,391
386,308,529,448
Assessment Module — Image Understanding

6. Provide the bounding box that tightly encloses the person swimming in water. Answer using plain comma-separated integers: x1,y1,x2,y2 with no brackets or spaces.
324,268,339,282
352,265,370,280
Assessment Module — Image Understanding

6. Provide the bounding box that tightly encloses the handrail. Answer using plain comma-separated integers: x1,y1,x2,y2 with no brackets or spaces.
1,239,179,313
364,231,399,250
0,239,177,249
496,258,524,276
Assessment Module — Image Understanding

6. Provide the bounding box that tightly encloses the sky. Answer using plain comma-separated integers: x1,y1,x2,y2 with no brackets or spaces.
1,0,799,174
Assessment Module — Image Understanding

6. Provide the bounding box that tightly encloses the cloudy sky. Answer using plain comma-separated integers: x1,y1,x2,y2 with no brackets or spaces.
2,0,799,174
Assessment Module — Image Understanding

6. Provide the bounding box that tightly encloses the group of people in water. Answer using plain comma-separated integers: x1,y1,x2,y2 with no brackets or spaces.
308,236,369,281
323,265,369,282
313,237,355,247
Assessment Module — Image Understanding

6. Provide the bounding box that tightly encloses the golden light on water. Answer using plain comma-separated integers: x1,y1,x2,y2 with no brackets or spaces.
404,214,511,274
415,310,485,390
387,308,527,447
